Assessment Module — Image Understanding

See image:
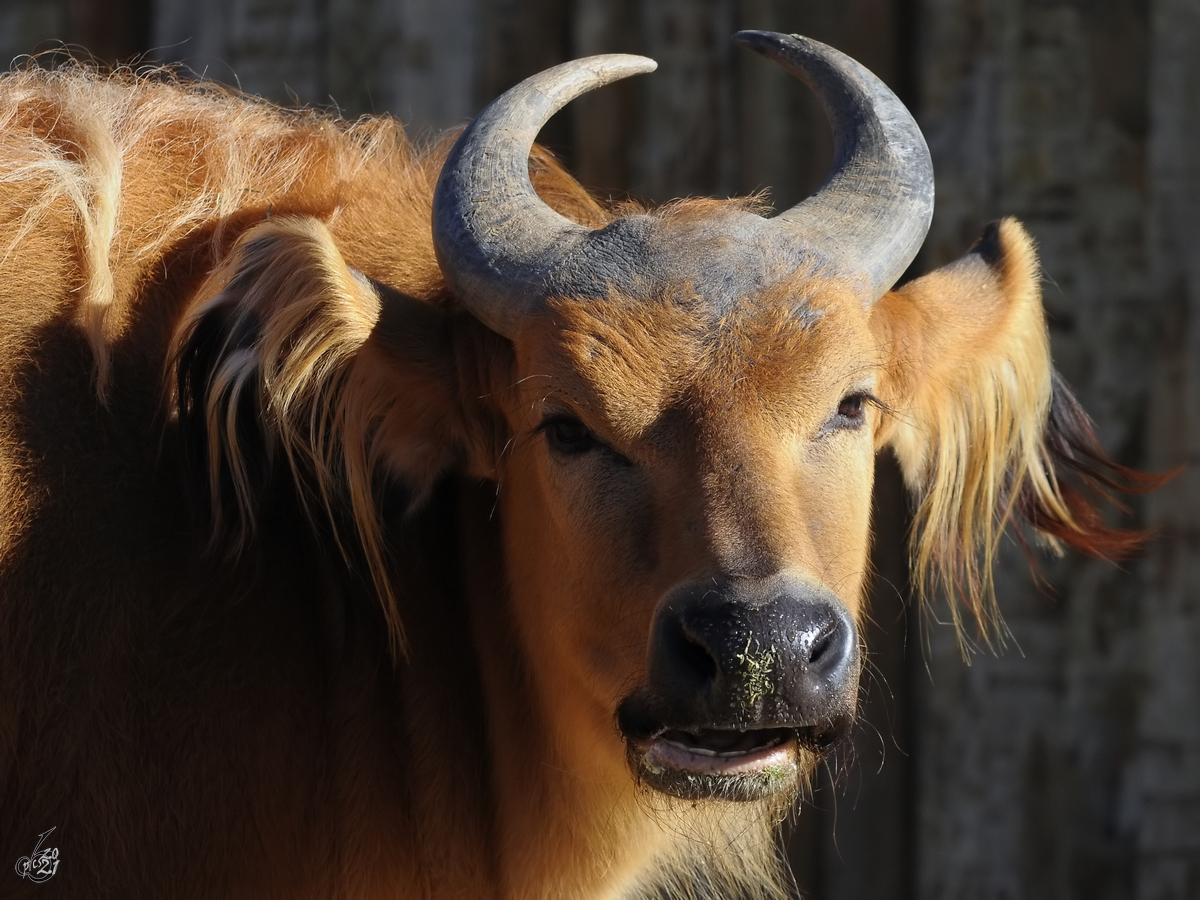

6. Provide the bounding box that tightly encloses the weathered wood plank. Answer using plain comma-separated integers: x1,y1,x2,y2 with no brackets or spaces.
912,2,1187,898
1141,0,1200,894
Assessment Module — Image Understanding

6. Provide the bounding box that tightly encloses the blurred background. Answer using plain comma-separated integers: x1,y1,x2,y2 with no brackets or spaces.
2,1,1197,897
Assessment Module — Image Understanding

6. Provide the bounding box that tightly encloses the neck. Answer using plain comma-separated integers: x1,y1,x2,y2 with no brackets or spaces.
455,483,669,899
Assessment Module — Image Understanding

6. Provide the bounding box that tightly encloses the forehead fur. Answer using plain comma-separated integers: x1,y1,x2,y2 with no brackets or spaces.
523,258,873,442
553,197,868,315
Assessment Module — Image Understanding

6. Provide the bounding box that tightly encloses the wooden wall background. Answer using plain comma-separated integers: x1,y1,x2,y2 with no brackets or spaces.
3,1,1198,897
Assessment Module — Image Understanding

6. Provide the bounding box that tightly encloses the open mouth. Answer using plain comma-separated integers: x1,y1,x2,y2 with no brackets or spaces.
648,727,795,775
617,692,852,802
630,726,813,802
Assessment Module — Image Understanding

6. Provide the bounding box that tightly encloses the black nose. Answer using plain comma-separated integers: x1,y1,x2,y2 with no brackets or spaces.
646,576,859,729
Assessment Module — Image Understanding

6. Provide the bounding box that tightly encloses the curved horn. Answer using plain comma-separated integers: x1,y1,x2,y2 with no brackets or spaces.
432,55,657,338
734,31,934,300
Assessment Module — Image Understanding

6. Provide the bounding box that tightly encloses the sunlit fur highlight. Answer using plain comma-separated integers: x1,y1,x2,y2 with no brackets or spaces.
875,219,1156,647
173,217,414,640
879,221,1049,642
0,61,408,396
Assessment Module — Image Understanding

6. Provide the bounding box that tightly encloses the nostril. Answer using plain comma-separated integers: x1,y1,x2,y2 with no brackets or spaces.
803,612,853,679
651,609,721,697
808,625,835,666
678,631,718,685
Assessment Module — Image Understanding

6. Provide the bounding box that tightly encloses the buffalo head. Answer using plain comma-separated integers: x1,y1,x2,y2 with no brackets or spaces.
429,31,933,802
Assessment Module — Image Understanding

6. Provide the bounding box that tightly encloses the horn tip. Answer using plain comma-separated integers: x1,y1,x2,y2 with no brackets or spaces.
734,30,793,51
733,31,825,63
583,53,657,79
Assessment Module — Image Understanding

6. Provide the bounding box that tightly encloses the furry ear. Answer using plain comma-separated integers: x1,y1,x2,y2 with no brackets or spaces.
173,215,505,652
872,218,1167,642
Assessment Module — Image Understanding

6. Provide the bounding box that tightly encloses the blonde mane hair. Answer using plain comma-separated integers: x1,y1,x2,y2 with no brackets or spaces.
0,61,428,396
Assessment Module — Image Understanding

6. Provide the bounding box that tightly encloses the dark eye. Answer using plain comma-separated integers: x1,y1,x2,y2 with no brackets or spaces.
542,417,598,456
834,393,869,428
838,394,864,418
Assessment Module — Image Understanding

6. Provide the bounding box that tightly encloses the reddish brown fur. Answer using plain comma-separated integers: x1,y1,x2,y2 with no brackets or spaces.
1012,371,1171,560
0,68,1156,899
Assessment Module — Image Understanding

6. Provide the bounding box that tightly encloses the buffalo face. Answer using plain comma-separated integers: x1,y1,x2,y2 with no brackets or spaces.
485,274,881,802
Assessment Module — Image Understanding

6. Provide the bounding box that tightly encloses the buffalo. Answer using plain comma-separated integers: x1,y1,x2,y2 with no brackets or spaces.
0,31,1155,900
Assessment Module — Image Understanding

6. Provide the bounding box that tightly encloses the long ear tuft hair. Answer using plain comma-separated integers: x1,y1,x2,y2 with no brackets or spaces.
173,216,428,655
885,219,1171,649
175,279,274,548
1008,371,1173,561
